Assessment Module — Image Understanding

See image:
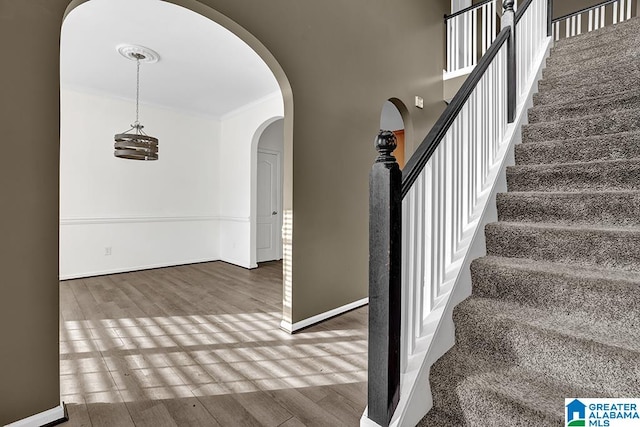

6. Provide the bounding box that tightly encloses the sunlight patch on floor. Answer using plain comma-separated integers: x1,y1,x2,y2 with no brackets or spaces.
60,311,367,404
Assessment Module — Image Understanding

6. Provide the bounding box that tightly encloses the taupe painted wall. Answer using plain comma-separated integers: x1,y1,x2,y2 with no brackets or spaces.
0,2,66,424
0,0,448,423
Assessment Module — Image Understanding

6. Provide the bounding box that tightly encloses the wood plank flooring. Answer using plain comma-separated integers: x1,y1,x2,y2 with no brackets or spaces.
59,261,368,427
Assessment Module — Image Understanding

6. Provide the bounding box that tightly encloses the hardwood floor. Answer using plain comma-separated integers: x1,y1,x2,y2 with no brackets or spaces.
59,261,368,427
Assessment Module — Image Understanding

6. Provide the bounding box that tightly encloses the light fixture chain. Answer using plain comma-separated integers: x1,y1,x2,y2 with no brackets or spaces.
135,57,141,126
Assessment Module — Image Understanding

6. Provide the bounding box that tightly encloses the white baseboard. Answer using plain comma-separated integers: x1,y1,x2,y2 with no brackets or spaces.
59,257,220,280
280,297,369,333
6,403,67,427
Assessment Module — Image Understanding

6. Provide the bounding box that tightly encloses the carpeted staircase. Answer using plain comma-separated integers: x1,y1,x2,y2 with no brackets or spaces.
418,17,640,426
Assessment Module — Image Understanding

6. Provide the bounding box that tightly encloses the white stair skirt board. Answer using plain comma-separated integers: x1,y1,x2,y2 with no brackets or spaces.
6,403,67,427
280,297,369,333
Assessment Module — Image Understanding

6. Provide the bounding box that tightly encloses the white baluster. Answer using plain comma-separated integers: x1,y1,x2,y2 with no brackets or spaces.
482,4,487,55
577,14,582,34
614,1,618,24
472,8,478,66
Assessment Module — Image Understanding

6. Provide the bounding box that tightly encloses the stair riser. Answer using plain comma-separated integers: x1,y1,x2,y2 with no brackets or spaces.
496,192,640,226
507,161,640,192
471,259,640,323
542,55,640,82
529,91,640,124
534,78,639,108
429,350,568,424
515,135,640,165
485,223,640,271
453,307,640,395
522,110,640,142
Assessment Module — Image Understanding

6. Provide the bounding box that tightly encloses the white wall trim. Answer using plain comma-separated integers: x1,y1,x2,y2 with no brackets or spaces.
6,403,66,427
59,257,219,281
280,297,369,333
60,215,218,226
218,216,250,223
220,91,282,121
442,65,475,80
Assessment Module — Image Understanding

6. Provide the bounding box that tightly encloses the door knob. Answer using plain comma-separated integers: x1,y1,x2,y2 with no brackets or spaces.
272,211,278,215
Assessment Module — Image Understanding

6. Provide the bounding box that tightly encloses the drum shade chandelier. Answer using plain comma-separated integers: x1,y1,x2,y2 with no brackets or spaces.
114,45,160,161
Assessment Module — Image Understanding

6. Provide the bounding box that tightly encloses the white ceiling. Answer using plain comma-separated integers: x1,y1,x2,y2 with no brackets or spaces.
61,0,280,118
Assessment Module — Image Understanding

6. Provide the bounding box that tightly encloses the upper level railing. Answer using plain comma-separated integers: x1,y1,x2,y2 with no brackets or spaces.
551,0,634,41
366,0,551,425
445,0,499,77
445,0,523,78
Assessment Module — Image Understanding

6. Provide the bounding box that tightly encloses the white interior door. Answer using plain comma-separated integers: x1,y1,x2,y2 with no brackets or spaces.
257,150,281,262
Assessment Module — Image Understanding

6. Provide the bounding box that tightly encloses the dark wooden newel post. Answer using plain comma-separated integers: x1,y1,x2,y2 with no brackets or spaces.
547,0,554,36
368,130,401,426
502,0,516,123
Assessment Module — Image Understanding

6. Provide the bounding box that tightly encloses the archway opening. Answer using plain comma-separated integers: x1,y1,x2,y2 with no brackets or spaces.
59,0,296,416
380,99,408,168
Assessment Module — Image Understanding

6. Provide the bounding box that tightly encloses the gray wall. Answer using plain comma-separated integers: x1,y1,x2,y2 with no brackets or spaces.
0,0,448,423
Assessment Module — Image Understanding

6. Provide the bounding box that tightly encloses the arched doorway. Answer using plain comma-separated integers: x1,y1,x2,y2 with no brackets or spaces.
380,99,411,167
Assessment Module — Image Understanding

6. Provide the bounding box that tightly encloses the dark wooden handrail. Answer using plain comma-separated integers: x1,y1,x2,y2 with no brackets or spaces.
553,0,620,22
515,0,534,22
445,0,495,20
401,28,511,198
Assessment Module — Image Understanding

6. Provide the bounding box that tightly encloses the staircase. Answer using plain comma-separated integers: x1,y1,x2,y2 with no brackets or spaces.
418,17,640,426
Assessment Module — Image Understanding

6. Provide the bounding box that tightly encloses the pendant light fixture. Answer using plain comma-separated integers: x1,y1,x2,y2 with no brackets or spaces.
114,45,160,161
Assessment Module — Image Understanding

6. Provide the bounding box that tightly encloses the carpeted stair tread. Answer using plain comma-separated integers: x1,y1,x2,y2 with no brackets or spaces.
544,45,640,78
529,89,640,124
497,191,640,226
416,407,464,426
551,16,640,52
453,297,640,394
523,108,640,142
542,53,640,82
507,158,640,192
471,255,640,324
549,28,640,60
485,221,640,271
546,39,640,70
533,75,640,107
515,132,640,165
428,348,607,426
539,65,640,93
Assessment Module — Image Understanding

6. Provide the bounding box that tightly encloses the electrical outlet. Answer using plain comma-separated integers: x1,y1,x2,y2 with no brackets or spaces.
415,96,424,109
105,247,112,256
